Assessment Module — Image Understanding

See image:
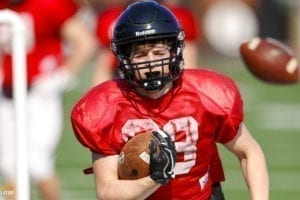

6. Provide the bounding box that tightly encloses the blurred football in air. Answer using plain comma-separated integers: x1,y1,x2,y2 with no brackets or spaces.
118,132,159,180
240,37,299,84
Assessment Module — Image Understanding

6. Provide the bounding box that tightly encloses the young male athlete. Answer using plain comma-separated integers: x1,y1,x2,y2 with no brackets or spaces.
71,1,269,199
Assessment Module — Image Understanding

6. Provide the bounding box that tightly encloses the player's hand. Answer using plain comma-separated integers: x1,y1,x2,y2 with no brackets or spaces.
149,129,176,185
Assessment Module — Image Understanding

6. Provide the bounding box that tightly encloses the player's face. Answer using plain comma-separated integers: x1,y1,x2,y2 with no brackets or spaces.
129,42,171,81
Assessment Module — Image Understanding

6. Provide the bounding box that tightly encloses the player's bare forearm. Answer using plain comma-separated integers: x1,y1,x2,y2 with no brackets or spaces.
244,142,269,200
95,176,159,200
92,153,160,200
224,123,269,200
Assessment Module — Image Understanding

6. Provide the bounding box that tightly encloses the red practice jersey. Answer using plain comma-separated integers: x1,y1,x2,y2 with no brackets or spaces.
71,68,244,199
0,0,78,87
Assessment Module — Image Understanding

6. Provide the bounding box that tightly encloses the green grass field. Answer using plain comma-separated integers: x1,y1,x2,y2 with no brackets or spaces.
2,52,300,199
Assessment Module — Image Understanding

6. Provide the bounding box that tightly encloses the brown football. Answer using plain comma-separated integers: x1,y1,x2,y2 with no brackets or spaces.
118,132,158,180
240,37,299,84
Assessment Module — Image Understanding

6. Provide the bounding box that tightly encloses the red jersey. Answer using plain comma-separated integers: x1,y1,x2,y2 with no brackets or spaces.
71,68,244,199
0,0,78,87
96,4,200,47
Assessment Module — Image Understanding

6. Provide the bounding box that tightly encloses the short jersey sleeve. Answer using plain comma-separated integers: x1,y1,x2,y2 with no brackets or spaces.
212,80,244,144
70,81,126,155
185,69,244,144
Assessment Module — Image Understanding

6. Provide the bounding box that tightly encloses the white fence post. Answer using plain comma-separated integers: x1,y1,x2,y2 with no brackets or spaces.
0,9,29,200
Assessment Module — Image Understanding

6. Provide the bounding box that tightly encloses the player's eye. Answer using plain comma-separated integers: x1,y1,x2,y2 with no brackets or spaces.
153,45,170,53
131,51,146,59
153,49,168,55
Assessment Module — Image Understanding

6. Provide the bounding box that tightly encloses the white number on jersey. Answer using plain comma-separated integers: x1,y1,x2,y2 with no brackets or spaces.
121,116,199,176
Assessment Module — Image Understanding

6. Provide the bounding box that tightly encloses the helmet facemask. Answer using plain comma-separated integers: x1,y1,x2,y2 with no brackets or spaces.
116,37,184,91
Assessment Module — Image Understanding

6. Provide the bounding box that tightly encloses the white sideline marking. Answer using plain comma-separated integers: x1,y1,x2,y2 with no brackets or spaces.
249,102,300,131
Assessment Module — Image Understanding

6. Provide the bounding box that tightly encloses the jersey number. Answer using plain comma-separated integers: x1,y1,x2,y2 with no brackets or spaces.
121,117,199,175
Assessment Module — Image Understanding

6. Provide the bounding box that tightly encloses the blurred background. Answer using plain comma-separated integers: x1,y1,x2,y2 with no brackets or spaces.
1,0,300,199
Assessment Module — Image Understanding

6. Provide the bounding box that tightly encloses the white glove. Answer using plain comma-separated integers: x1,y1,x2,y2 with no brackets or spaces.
31,67,76,96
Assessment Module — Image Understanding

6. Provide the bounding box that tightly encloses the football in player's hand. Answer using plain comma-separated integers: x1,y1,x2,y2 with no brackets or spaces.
118,132,159,180
240,37,299,84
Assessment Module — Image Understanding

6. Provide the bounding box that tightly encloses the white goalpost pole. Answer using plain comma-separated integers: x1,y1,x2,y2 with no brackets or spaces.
0,9,29,200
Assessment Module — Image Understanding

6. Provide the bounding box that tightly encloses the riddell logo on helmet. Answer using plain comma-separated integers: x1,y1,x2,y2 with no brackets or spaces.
135,29,155,36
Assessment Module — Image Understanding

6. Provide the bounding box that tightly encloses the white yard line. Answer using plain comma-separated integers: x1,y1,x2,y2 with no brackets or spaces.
248,103,300,131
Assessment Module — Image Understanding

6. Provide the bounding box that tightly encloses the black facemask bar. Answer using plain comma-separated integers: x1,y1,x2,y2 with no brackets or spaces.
120,56,179,91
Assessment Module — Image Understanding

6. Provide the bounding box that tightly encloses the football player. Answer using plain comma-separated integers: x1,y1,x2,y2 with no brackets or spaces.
92,0,201,85
0,0,96,199
71,1,269,199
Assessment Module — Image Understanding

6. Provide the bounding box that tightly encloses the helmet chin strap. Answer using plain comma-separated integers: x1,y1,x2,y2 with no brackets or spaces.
135,81,173,100
142,79,163,91
142,71,163,90
135,82,173,99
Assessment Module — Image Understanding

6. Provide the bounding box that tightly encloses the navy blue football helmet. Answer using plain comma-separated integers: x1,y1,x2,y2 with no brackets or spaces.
111,0,185,91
